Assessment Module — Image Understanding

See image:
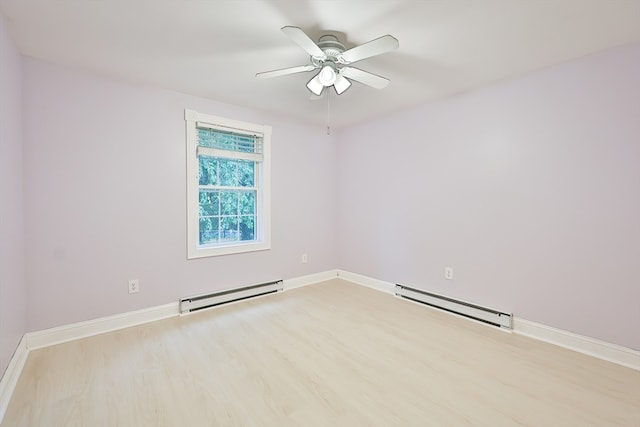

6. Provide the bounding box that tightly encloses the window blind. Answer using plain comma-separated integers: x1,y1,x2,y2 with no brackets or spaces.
196,125,263,162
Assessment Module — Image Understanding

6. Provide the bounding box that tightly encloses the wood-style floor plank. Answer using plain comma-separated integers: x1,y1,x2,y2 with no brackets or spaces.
3,279,639,426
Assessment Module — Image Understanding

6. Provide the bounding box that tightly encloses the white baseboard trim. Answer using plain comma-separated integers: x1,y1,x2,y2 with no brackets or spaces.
26,302,179,351
26,270,340,352
2,271,638,423
0,336,28,423
336,270,639,370
513,318,640,370
336,269,395,294
283,270,338,291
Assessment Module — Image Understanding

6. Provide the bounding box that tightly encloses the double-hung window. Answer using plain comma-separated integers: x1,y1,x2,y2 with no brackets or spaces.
185,109,271,258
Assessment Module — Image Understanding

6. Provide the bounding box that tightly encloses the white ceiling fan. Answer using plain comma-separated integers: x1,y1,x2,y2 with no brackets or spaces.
256,26,399,96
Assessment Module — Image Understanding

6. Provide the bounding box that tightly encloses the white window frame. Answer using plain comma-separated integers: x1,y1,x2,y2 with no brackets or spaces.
185,109,271,259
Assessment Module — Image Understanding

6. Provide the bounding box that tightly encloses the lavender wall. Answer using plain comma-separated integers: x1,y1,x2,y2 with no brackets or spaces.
0,16,26,375
336,43,640,350
23,59,337,331
9,34,640,354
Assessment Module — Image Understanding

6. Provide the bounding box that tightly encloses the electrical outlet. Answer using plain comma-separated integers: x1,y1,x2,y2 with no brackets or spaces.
301,253,308,264
128,279,139,294
445,267,453,280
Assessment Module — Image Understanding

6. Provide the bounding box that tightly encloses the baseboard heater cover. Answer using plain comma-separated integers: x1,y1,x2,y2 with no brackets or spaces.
180,280,283,314
395,284,512,329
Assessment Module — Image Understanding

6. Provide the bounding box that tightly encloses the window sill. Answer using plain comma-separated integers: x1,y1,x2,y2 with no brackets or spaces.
187,241,271,259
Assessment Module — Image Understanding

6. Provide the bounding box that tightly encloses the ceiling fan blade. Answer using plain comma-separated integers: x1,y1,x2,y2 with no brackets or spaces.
256,64,317,79
340,67,390,89
306,73,324,96
281,26,326,59
333,74,352,95
338,35,399,64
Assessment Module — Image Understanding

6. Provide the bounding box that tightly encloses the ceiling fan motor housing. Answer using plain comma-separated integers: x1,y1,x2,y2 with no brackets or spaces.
311,35,346,67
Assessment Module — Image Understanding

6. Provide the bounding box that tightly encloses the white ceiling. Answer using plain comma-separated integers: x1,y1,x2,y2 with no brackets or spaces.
1,0,639,128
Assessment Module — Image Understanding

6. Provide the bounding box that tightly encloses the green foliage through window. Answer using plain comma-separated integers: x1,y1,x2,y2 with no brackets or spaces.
197,129,258,246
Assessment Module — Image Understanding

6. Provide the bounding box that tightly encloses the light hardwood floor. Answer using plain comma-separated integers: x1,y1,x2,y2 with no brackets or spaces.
3,279,640,426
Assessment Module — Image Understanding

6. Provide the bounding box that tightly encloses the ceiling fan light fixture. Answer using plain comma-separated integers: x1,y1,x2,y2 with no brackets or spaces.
318,65,337,86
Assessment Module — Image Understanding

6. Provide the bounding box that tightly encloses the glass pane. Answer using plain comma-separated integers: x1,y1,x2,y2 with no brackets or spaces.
199,191,219,216
219,159,239,187
220,216,239,241
238,161,255,187
220,192,238,215
239,216,255,241
198,156,218,186
239,191,255,215
199,216,220,245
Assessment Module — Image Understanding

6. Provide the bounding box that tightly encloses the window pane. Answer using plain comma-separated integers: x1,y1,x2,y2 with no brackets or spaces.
199,191,219,216
220,192,238,215
198,156,218,186
220,216,239,241
200,190,256,245
240,215,255,241
219,159,239,187
239,191,255,215
238,161,255,187
199,216,220,245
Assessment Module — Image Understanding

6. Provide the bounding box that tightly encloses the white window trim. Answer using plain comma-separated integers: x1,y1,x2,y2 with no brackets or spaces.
185,109,271,259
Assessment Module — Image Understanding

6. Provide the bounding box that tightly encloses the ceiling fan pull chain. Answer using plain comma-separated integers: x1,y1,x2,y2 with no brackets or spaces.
327,90,331,136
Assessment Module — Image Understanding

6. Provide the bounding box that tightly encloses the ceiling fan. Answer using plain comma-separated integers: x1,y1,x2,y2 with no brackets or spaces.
256,26,399,96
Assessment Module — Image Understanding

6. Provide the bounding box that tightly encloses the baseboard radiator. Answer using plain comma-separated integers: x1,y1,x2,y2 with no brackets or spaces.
180,280,283,314
395,284,512,329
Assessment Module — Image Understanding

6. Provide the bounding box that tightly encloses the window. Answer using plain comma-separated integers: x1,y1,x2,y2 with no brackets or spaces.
185,109,271,258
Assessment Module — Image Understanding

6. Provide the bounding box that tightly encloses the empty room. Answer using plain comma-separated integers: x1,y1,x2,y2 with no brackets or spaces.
1,1,639,425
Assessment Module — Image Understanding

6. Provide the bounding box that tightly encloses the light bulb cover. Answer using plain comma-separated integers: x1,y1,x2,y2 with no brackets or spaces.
318,65,337,86
306,74,324,96
334,74,351,95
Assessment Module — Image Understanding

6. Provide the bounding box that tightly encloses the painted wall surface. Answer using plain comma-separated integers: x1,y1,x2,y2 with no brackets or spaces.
7,33,640,354
0,15,25,375
336,43,640,350
23,59,337,331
